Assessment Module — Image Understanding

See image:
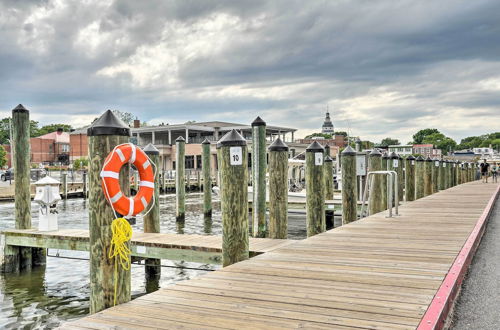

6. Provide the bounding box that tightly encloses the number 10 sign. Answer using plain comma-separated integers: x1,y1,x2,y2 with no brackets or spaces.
230,147,243,165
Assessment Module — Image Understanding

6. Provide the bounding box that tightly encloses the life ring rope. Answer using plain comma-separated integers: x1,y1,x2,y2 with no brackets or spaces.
100,143,157,219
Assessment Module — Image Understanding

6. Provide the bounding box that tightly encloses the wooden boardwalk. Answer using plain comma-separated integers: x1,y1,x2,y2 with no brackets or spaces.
1,229,293,265
65,181,498,329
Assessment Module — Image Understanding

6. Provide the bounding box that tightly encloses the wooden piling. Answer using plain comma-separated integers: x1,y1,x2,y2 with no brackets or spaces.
405,155,416,202
175,136,186,221
431,158,439,193
368,149,383,214
62,172,68,199
415,156,425,199
423,157,433,196
87,110,131,313
251,117,267,238
306,141,325,237
83,171,88,198
396,154,404,202
324,155,334,200
202,139,212,217
439,159,446,190
10,105,37,271
217,130,249,267
381,152,389,210
388,152,400,205
341,146,357,224
455,161,461,185
143,144,161,293
268,138,288,239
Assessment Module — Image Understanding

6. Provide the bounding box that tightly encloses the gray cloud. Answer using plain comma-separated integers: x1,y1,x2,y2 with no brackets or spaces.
0,0,499,143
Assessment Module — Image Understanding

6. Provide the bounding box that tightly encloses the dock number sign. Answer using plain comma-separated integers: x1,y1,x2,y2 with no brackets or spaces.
315,152,323,166
393,159,399,168
435,161,440,167
356,155,367,176
230,147,243,165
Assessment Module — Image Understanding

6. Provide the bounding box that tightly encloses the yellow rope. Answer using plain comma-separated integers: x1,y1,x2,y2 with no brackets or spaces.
108,217,132,306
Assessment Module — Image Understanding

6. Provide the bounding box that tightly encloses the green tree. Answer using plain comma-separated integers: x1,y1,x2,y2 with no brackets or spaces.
35,124,73,137
0,145,7,168
305,133,332,139
334,131,348,137
457,132,500,150
412,128,440,144
422,132,457,155
0,118,40,144
380,138,400,146
112,110,134,126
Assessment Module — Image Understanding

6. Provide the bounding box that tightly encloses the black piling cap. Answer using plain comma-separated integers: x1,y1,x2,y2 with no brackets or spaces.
87,110,130,136
268,137,289,152
251,116,266,127
325,155,333,162
416,155,424,161
217,129,247,149
175,136,185,143
407,155,416,160
369,149,382,157
382,152,390,159
143,143,159,155
390,152,398,159
425,156,433,162
341,145,356,156
12,104,29,113
201,138,211,145
306,141,324,152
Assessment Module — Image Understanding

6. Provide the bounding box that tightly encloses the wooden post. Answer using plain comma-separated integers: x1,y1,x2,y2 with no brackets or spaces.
88,110,131,313
142,144,160,293
446,160,452,188
405,155,416,202
251,116,267,238
306,141,325,237
388,152,400,205
201,138,212,217
10,105,36,271
439,159,446,190
455,161,461,185
431,158,439,193
161,170,165,193
368,149,384,214
324,155,334,200
341,146,357,224
268,138,288,239
217,130,249,267
175,136,186,221
62,172,68,199
423,156,433,196
83,171,88,198
324,145,331,157
415,156,425,199
381,152,389,210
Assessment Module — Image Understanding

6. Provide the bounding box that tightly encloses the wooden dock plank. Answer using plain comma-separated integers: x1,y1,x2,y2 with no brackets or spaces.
59,181,499,329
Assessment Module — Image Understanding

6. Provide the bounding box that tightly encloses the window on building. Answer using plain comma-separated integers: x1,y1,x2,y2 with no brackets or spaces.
185,155,195,169
196,155,202,169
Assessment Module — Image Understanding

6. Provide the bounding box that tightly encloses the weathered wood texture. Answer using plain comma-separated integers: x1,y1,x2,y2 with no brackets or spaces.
341,147,357,224
324,156,334,200
405,157,416,202
381,154,389,210
268,148,288,239
202,141,212,216
306,144,325,237
218,135,249,267
175,137,186,220
415,158,425,199
432,159,439,193
89,134,131,313
439,160,445,191
368,151,384,214
67,181,500,329
62,172,68,199
424,159,433,197
252,120,267,238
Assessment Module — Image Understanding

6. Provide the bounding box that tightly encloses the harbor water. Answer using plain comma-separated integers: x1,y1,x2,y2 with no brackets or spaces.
0,193,316,329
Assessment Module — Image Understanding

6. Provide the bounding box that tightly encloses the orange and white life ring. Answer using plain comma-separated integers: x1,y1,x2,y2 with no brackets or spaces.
101,143,154,217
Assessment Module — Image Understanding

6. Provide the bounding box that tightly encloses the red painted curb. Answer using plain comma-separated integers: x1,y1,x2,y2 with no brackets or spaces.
417,184,500,330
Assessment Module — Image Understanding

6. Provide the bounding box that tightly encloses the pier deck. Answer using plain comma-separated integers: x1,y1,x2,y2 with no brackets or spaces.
1,229,293,265
64,181,499,329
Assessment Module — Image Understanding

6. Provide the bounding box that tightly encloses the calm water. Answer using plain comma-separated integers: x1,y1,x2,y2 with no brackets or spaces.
0,193,310,329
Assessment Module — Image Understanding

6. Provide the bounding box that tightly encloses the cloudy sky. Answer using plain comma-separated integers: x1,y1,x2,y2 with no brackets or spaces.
1,0,499,143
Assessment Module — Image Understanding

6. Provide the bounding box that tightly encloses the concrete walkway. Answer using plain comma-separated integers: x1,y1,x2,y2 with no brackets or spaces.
452,196,500,329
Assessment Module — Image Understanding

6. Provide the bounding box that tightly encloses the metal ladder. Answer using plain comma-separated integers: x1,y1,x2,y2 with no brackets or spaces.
359,170,399,218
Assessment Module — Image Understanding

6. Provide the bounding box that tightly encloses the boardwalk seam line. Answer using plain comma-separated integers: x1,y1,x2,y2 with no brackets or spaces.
417,184,500,330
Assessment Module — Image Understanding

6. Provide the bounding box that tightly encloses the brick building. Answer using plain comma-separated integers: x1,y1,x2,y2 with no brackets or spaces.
296,135,348,149
70,127,89,161
3,129,70,167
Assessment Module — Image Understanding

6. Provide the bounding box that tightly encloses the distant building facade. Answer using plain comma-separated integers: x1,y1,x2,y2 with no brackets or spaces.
296,136,348,149
473,147,494,157
388,145,413,156
412,144,442,158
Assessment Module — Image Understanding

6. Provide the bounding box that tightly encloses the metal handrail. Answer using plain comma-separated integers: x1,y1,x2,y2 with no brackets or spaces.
360,170,399,218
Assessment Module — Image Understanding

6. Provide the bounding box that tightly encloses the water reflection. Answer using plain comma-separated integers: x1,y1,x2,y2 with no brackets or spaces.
0,192,310,329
